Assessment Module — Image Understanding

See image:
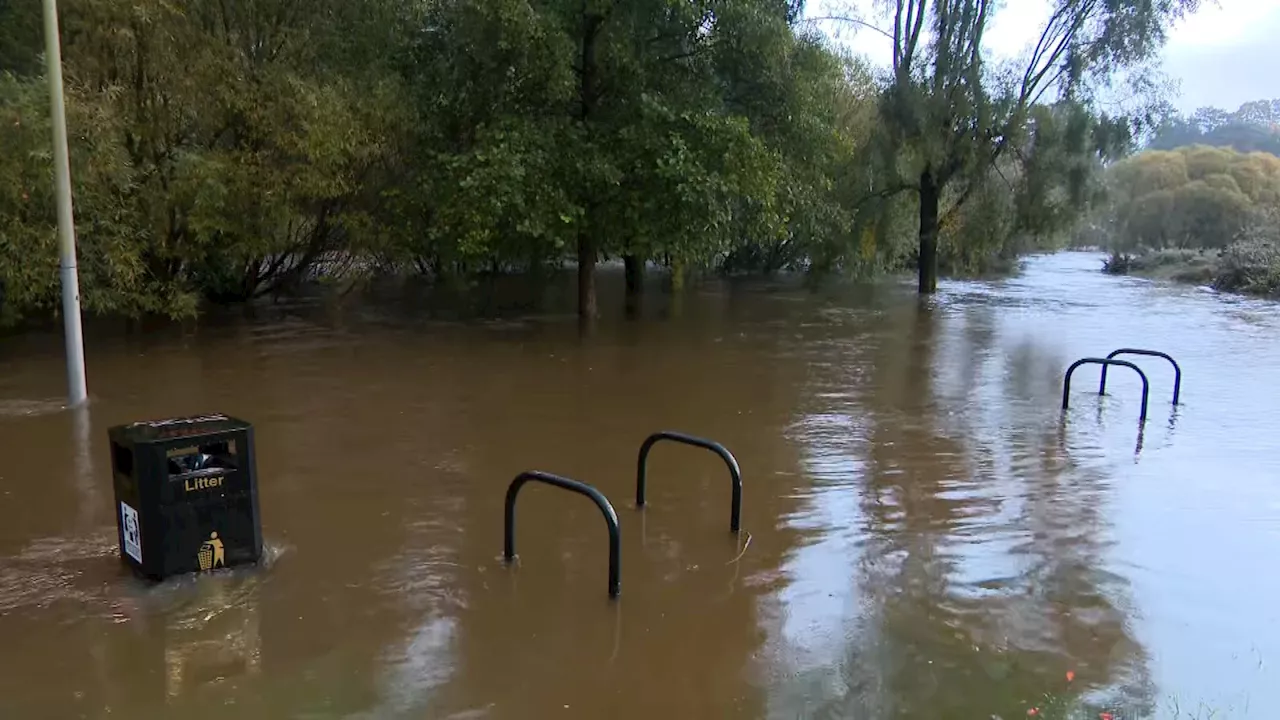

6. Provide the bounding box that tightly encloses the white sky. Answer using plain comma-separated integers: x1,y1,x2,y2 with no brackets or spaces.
804,0,1280,113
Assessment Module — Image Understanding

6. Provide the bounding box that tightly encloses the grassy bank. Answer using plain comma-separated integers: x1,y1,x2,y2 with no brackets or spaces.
1103,245,1280,298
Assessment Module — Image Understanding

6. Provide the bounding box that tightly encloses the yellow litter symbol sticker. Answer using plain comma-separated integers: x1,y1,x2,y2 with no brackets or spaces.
198,532,225,571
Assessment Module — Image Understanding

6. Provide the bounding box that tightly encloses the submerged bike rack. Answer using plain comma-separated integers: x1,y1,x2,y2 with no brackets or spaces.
1063,358,1150,423
635,431,743,533
1100,348,1182,406
503,470,621,598
499,432,743,599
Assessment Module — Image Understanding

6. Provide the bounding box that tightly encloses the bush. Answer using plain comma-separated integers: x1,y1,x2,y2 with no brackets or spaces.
1102,252,1133,274
1214,217,1280,295
1102,249,1209,276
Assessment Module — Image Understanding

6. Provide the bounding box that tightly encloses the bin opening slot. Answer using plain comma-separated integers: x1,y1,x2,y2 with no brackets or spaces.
167,440,239,482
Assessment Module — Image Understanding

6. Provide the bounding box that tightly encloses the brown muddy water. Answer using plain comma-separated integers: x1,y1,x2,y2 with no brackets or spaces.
1,252,1278,720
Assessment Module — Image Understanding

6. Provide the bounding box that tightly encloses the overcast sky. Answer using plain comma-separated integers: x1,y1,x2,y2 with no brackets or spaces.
804,0,1280,114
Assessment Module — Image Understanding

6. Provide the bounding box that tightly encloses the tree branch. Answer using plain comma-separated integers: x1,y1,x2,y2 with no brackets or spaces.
1029,61,1074,108
801,15,895,43
852,180,920,211
656,35,714,64
940,176,983,228
657,46,710,63
1020,0,1096,105
893,1,904,69
1025,3,1069,81
905,0,927,75
967,0,989,68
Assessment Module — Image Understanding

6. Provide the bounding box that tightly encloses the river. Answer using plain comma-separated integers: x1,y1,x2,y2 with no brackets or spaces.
1,252,1278,719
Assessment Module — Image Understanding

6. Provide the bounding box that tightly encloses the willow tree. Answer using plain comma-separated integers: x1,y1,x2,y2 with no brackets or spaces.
875,0,1199,293
1103,146,1280,251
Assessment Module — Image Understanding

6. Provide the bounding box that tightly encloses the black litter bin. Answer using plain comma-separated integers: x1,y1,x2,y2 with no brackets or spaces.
109,414,263,580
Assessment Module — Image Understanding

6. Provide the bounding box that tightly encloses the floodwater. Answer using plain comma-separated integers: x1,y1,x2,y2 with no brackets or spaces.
1,252,1279,720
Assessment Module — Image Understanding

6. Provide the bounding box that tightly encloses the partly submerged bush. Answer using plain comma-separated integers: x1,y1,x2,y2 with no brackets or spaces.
1214,243,1280,296
1103,249,1209,276
1102,252,1134,275
1213,211,1280,295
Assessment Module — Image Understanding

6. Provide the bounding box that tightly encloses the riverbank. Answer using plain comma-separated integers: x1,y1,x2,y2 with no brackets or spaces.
1103,246,1280,298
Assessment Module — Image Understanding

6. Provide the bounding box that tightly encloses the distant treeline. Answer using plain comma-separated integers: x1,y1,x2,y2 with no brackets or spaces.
1148,99,1280,156
1,0,1196,325
1078,103,1280,295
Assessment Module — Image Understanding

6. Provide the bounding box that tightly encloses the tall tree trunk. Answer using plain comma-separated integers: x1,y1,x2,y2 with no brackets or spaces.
918,169,940,294
576,6,603,321
623,253,643,317
669,260,685,318
577,224,598,320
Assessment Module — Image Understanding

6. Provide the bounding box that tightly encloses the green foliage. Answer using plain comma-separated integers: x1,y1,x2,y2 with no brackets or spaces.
1149,99,1280,156
390,0,576,276
359,0,867,289
0,74,59,324
868,0,1197,291
1097,144,1280,297
0,0,1197,323
1101,146,1280,252
0,0,408,323
0,0,42,75
0,71,169,324
1215,212,1280,295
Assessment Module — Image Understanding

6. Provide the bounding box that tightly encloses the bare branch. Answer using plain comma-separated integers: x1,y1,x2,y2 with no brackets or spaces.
932,1,951,94
852,180,921,210
966,0,989,64
905,0,927,73
1029,60,1074,107
939,187,978,229
657,44,712,64
893,0,904,70
801,15,895,43
993,161,1015,191
1023,2,1072,92
1023,25,1072,102
1020,0,1097,104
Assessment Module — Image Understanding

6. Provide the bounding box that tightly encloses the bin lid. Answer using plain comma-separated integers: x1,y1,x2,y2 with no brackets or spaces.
110,414,252,444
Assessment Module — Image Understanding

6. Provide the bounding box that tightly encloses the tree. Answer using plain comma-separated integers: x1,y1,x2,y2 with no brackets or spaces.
1149,98,1280,155
12,0,1123,325
395,0,578,280
64,0,409,302
870,0,1198,293
0,66,168,322
1099,145,1280,252
0,0,410,324
396,0,847,320
548,0,804,319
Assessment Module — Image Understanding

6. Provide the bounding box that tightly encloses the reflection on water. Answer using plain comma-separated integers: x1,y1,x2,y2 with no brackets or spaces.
1,253,1279,718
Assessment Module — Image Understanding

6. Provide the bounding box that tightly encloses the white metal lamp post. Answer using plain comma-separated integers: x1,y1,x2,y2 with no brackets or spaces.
40,0,88,406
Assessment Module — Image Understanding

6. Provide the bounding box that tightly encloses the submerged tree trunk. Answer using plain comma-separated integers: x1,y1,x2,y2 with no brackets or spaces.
917,169,940,294
577,225,598,321
623,253,643,317
575,6,603,321
665,256,685,317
